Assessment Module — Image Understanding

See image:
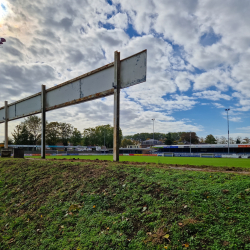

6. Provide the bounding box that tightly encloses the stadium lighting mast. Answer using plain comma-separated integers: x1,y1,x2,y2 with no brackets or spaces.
190,132,191,154
152,119,155,140
225,108,230,154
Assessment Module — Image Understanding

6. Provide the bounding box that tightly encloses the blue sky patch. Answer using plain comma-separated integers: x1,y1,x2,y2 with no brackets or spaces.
125,23,140,38
98,21,115,30
192,67,206,75
1,3,6,11
200,29,222,46
106,0,112,5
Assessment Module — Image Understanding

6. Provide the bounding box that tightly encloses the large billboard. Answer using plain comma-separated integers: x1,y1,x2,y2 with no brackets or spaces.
0,50,147,123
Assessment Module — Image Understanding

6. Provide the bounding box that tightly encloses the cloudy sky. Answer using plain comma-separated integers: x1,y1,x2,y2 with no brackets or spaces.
0,0,250,142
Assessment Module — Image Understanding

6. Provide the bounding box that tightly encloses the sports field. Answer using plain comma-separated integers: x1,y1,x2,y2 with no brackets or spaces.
28,155,250,168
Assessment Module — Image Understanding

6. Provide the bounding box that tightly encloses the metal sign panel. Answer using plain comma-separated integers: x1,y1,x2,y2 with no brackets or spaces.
120,50,147,88
46,66,114,111
8,94,42,121
0,108,4,123
0,50,147,123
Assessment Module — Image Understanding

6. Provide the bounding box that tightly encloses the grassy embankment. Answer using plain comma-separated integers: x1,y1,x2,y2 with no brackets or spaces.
29,155,250,168
1,158,250,249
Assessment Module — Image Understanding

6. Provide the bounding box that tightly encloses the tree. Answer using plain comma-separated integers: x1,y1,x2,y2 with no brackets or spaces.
236,136,242,144
243,137,250,144
11,115,41,145
170,132,183,144
219,136,227,144
152,133,166,140
205,134,217,144
83,124,122,148
58,123,73,146
23,115,41,145
12,124,31,145
124,132,166,142
229,137,235,144
45,122,74,145
121,138,135,148
164,133,174,145
46,122,60,145
199,137,205,143
71,128,82,146
180,132,199,144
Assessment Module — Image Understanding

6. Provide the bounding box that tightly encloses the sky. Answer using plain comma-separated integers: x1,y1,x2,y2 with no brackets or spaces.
0,0,250,142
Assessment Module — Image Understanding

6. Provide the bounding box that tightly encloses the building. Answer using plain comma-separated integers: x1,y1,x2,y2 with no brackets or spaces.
141,139,162,148
153,144,250,154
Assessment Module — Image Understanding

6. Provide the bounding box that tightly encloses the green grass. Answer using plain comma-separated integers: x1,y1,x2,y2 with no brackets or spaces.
1,158,250,249
28,155,250,168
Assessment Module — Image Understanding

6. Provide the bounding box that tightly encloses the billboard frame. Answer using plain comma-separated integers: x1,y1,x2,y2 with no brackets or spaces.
1,50,147,161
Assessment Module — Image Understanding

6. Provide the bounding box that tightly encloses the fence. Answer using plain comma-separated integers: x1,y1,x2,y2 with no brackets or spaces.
1,152,249,158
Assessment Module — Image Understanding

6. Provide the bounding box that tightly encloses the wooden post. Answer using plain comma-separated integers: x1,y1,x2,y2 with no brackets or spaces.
113,51,120,162
4,101,8,149
41,85,46,159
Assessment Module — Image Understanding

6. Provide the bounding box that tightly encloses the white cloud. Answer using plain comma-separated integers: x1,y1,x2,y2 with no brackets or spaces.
107,12,128,30
175,72,192,92
213,103,225,109
228,117,242,122
193,69,233,91
1,0,250,142
236,126,250,131
193,90,231,101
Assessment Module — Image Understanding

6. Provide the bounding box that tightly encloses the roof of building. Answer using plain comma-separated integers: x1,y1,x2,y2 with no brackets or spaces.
153,144,250,148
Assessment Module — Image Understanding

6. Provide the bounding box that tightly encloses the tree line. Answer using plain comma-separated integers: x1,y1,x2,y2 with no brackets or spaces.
6,116,122,147
3,115,250,147
123,132,250,146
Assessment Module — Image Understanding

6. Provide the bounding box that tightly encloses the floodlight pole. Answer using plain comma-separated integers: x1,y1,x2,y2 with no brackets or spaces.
152,119,155,140
41,85,46,159
190,132,191,154
104,131,105,147
113,51,120,162
104,131,105,155
225,108,230,154
4,101,8,149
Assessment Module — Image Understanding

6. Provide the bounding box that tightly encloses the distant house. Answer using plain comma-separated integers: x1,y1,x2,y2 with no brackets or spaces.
141,139,162,148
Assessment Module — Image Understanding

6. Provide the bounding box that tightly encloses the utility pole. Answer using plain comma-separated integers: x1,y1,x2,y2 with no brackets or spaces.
152,119,155,140
190,132,191,154
225,108,230,154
